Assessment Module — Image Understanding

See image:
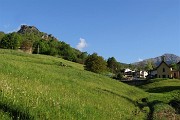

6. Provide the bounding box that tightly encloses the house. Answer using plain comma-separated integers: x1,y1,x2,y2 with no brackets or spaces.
171,61,180,79
171,70,180,79
157,61,172,78
135,71,148,79
156,59,180,79
122,68,135,80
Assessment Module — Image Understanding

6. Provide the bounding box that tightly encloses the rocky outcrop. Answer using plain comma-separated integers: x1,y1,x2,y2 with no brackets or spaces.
17,25,40,34
18,25,58,41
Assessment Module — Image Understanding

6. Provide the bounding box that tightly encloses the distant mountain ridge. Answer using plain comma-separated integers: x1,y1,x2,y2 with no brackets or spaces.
133,54,180,66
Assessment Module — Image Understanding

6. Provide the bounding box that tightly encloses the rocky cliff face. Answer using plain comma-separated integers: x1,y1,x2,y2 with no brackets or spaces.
17,25,40,34
17,25,57,41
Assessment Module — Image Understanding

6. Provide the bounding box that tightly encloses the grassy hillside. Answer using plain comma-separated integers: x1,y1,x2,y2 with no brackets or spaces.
0,49,149,120
139,79,180,120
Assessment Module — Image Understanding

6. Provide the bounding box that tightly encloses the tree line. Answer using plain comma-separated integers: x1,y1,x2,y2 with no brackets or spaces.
0,30,156,80
0,31,127,78
0,32,88,64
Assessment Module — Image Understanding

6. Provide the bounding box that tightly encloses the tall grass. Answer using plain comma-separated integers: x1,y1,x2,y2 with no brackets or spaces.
0,49,148,119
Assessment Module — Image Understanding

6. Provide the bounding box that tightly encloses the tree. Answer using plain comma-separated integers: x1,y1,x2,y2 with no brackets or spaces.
171,62,180,71
116,72,123,80
145,60,155,71
137,62,146,71
84,53,107,73
107,57,121,74
77,52,88,64
0,32,5,42
107,57,117,73
48,40,59,56
21,39,33,53
177,62,180,71
0,33,22,49
33,39,50,54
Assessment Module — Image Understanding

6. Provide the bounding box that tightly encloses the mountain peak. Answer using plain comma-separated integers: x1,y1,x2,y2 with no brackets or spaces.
17,25,40,34
133,54,180,66
17,25,58,41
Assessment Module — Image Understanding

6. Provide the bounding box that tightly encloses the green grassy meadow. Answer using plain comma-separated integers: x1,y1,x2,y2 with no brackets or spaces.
0,49,180,120
139,79,180,120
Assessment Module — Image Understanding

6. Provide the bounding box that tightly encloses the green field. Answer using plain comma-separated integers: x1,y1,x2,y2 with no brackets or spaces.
139,79,180,120
0,49,179,120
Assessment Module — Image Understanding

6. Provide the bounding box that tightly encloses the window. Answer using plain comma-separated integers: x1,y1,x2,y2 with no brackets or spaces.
163,68,165,72
163,75,166,78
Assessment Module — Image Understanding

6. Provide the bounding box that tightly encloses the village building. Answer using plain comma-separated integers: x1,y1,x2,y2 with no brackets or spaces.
135,71,148,79
156,61,172,78
171,61,180,79
122,68,135,80
156,57,180,79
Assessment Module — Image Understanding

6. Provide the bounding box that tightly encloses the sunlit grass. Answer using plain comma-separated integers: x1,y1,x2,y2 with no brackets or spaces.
0,49,148,119
139,78,180,120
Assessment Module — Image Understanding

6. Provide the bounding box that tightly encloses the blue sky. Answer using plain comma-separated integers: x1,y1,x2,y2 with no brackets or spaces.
0,0,180,63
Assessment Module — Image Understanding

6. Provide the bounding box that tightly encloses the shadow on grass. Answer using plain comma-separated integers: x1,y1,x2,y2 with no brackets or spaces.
146,86,180,93
0,102,34,120
96,88,164,120
169,100,180,114
137,79,171,87
146,100,163,120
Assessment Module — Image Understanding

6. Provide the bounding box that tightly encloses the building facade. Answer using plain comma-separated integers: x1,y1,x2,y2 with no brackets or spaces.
157,61,172,78
156,61,180,79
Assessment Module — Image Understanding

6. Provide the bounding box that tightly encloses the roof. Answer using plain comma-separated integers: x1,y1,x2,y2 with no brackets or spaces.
177,61,180,65
156,61,170,69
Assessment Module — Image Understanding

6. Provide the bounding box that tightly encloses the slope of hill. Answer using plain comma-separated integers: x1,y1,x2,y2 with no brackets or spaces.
0,25,87,64
0,49,149,120
133,53,180,66
139,79,180,119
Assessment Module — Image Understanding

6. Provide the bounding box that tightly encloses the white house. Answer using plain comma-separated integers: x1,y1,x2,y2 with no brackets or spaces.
135,71,148,79
124,68,132,73
123,68,135,80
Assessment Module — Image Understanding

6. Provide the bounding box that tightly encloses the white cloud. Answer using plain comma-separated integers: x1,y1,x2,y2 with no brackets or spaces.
138,58,143,62
76,38,88,51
